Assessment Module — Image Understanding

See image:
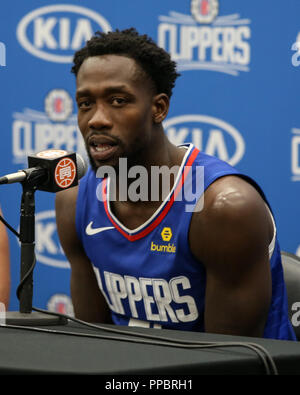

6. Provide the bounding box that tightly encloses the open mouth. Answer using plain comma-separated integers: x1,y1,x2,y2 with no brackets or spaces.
91,142,115,152
88,136,119,162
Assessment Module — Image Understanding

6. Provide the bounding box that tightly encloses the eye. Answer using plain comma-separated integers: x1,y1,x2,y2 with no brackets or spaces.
77,100,92,109
111,97,127,106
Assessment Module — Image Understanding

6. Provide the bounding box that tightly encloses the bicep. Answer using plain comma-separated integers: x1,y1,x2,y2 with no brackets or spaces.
204,249,271,337
190,176,273,337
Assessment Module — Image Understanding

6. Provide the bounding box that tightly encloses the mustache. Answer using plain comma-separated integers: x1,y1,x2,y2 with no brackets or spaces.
85,131,124,147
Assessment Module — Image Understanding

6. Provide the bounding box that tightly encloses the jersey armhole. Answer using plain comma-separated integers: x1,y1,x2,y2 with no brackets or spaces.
266,204,276,259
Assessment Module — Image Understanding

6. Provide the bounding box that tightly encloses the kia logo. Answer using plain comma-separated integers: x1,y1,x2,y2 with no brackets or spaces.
16,4,112,63
35,210,69,268
164,114,245,166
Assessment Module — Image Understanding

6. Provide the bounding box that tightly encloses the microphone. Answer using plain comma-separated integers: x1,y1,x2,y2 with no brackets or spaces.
0,168,47,185
0,149,87,192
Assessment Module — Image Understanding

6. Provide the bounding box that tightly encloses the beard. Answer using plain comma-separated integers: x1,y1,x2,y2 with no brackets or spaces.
85,132,149,176
86,146,99,174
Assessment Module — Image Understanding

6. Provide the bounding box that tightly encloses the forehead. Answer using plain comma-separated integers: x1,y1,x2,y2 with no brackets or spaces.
76,55,146,91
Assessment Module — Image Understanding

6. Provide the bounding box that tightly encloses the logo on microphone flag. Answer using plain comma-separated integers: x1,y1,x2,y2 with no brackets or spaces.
54,157,76,188
36,149,68,159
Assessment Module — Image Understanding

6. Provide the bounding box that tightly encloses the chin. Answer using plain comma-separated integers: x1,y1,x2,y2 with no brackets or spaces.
87,153,98,173
94,159,121,177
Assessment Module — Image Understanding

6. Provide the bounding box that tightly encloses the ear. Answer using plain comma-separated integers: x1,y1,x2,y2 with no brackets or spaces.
152,93,170,124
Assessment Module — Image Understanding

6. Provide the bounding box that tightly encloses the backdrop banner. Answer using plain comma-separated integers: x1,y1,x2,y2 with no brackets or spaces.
0,0,299,323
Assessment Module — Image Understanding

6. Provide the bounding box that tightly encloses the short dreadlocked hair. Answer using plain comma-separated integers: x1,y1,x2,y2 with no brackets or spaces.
71,28,180,98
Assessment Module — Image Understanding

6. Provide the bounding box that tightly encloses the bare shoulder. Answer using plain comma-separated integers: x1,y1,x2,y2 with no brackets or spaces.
189,175,274,267
190,175,274,336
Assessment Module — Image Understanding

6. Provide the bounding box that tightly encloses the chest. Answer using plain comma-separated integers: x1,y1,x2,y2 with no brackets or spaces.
110,201,163,230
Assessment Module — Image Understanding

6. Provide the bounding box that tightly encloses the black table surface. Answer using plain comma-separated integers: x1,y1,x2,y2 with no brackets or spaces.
0,319,299,375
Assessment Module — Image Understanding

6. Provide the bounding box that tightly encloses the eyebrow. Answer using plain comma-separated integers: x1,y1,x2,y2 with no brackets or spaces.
76,85,132,100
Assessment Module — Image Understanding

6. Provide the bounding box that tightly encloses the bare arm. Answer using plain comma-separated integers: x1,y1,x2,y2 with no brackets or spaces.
189,176,273,337
0,208,10,309
55,186,112,323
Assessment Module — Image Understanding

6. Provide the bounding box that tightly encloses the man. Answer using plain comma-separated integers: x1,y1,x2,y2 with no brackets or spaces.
56,28,296,340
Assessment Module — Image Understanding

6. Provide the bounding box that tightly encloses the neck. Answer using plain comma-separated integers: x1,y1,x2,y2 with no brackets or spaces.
129,128,176,170
111,132,186,208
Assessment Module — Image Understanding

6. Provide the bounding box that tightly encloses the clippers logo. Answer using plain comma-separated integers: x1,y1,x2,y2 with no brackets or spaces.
164,115,245,166
158,1,251,75
47,294,74,316
0,42,6,67
291,33,300,67
54,157,76,188
12,89,86,166
45,90,73,122
94,270,198,323
16,4,112,63
291,128,300,181
191,0,219,24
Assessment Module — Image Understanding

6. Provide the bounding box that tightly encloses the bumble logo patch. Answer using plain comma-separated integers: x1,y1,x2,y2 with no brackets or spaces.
151,227,176,253
161,227,172,242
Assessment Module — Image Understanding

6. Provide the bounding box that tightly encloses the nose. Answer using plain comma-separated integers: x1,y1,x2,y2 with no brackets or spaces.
88,103,113,131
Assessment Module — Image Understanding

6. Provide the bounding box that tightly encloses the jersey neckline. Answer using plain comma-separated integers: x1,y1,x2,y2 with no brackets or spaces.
101,144,199,241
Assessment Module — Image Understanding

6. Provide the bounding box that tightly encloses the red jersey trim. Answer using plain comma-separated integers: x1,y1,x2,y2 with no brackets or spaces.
103,147,199,241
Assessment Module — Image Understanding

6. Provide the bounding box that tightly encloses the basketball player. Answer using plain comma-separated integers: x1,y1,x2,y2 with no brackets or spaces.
56,28,296,340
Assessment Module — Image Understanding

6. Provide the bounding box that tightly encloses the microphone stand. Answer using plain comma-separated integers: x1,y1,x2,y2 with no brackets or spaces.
5,177,67,325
